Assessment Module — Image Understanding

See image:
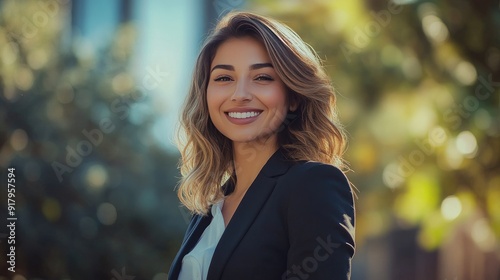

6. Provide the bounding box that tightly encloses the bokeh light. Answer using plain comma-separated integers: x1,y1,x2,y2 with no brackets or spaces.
14,66,34,91
86,164,109,190
27,48,49,70
453,61,477,85
455,130,478,158
112,72,134,95
421,14,449,44
471,219,497,252
56,82,75,104
10,129,28,151
440,195,462,221
97,202,117,226
42,198,62,222
445,140,464,169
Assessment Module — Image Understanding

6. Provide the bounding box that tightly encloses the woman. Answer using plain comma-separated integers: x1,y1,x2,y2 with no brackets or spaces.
168,11,355,280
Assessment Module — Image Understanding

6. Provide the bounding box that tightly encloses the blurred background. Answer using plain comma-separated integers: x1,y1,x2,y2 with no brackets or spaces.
0,0,499,279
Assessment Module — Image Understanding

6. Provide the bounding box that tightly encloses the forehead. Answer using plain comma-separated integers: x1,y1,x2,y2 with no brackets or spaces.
211,36,271,66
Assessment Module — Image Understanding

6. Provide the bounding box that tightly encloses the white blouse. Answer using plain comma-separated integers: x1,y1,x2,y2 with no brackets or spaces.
178,199,226,280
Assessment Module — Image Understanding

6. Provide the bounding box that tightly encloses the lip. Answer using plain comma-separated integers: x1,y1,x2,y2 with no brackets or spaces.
225,107,263,113
224,108,263,125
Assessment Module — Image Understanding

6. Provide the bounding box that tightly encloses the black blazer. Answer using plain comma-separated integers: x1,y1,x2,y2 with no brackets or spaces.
168,147,355,280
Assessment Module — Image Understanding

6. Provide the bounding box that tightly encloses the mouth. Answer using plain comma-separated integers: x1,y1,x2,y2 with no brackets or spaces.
225,111,262,119
224,110,263,125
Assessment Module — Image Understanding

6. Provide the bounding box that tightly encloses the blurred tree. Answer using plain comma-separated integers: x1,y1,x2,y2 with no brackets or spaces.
0,0,184,278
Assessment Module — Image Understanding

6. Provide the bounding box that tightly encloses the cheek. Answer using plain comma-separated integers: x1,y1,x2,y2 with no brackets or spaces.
206,86,221,116
257,81,286,103
261,84,289,125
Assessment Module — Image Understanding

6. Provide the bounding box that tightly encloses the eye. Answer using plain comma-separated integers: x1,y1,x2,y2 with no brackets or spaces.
255,75,274,81
214,75,232,82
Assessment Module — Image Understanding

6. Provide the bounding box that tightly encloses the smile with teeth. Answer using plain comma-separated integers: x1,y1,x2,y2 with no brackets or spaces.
227,111,261,119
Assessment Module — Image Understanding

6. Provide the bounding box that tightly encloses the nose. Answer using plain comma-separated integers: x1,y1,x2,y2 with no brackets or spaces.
231,79,252,102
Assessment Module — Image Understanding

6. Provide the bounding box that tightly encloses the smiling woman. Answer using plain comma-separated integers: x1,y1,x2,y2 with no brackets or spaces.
207,36,294,145
169,12,355,280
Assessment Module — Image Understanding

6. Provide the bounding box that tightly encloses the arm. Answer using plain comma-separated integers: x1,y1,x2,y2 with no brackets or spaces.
284,163,355,280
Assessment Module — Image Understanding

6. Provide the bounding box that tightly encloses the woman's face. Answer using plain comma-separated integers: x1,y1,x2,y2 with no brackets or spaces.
207,36,292,145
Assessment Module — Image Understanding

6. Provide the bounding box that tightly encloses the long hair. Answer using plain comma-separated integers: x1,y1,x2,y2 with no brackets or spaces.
175,11,347,215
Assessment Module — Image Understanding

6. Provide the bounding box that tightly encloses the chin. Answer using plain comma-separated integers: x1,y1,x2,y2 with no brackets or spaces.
226,134,259,143
229,132,277,145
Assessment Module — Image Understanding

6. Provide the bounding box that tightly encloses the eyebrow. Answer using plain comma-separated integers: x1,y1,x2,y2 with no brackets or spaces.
210,63,273,73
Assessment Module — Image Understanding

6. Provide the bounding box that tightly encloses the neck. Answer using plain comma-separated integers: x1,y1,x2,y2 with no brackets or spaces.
231,137,278,196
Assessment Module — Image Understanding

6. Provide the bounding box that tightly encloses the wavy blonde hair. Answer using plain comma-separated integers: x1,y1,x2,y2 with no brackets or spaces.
175,11,347,215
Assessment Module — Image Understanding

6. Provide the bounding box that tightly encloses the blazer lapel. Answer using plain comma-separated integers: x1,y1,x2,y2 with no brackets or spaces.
207,147,295,279
168,212,212,279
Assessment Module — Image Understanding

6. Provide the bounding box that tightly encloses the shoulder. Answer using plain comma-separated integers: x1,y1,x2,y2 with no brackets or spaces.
287,160,348,180
280,161,351,197
276,160,355,219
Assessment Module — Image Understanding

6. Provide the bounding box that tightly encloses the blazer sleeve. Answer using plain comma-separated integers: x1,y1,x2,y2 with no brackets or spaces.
284,163,355,280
